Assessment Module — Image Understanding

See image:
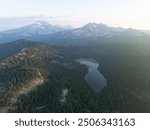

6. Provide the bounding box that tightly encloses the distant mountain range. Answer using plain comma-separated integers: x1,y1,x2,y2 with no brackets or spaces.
0,21,67,43
0,21,149,44
27,22,150,45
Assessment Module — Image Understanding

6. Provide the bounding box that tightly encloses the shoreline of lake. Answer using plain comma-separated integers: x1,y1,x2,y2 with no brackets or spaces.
76,58,107,93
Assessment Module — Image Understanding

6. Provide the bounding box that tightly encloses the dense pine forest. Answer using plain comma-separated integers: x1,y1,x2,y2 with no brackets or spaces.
0,40,150,113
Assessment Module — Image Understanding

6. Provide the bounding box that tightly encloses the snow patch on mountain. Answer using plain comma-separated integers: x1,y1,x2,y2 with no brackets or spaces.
0,21,67,36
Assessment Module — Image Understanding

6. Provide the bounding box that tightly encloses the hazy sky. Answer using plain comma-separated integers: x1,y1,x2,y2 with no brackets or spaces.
0,0,150,30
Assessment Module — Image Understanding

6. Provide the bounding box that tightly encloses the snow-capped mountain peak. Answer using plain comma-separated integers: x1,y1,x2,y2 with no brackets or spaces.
71,22,115,37
34,21,48,25
0,21,67,36
29,21,54,29
83,22,107,29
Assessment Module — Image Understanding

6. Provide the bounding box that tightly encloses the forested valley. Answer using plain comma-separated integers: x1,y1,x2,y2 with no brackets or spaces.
0,40,150,112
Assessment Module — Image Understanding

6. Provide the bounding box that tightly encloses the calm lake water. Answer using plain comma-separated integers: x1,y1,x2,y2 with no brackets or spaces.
77,58,107,93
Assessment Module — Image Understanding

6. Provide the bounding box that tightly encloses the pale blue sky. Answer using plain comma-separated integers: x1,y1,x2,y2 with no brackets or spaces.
0,0,150,29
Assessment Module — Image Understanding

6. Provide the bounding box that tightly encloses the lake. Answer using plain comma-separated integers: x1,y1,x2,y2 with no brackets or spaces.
76,58,107,93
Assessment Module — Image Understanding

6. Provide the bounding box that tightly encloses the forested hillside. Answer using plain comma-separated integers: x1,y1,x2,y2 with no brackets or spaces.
0,40,150,113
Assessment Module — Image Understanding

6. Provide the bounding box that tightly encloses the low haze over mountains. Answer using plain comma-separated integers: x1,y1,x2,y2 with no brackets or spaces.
0,21,149,44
